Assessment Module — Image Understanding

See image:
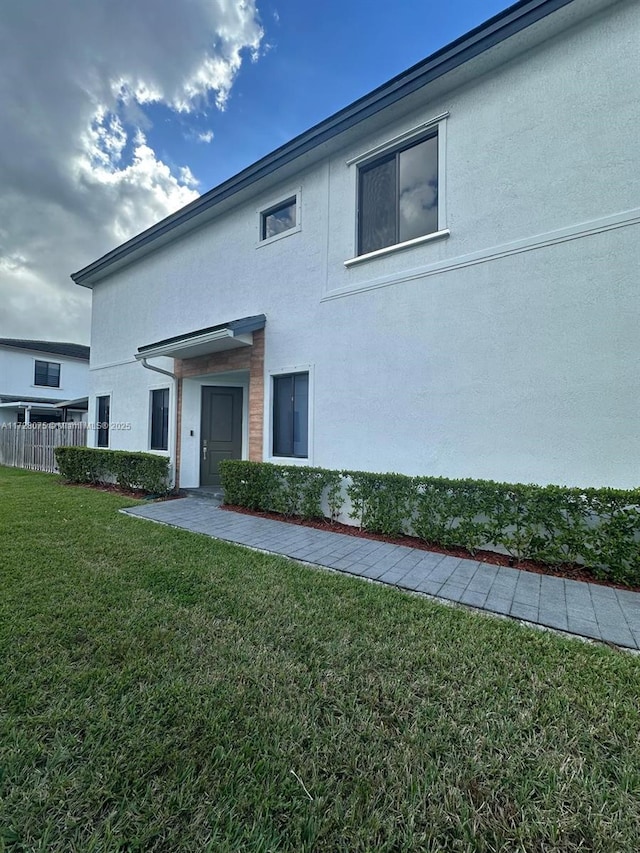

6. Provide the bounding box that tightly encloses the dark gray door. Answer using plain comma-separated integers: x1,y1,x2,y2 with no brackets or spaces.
200,386,243,487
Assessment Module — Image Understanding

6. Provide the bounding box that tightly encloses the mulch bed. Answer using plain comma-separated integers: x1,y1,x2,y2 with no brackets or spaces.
63,481,181,501
220,504,639,593
62,481,636,593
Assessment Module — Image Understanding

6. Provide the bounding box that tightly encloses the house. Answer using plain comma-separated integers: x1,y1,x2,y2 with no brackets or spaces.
71,0,639,491
0,340,90,424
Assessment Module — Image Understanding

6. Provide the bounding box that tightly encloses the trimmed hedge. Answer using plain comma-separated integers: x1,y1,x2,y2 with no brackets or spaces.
55,447,171,495
220,460,640,585
221,459,342,520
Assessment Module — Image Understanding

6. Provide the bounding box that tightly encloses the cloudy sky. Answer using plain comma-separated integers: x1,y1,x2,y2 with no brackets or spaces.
0,0,508,345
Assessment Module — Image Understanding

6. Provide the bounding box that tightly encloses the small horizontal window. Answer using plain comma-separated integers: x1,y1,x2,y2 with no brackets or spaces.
261,197,297,241
34,360,60,388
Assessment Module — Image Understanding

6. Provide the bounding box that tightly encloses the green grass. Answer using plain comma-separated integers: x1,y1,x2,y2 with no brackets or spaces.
1,467,639,852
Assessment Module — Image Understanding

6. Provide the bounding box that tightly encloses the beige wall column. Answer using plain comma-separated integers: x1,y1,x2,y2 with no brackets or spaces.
248,329,264,461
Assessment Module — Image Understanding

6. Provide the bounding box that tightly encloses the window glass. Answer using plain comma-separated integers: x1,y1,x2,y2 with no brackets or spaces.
262,198,296,240
398,135,438,243
273,373,308,458
273,375,293,457
97,395,110,448
358,156,396,256
292,373,308,458
150,388,169,451
358,131,438,255
34,360,60,388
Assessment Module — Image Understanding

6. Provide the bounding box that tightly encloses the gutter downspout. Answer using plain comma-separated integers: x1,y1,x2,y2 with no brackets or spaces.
138,357,179,490
139,357,175,381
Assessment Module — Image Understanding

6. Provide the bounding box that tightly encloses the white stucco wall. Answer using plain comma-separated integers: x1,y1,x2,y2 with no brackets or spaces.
0,346,89,403
87,0,640,489
86,356,175,456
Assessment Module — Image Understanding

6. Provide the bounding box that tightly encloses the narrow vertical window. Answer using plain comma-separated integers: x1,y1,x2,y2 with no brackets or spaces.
96,395,110,448
273,373,308,458
150,388,169,451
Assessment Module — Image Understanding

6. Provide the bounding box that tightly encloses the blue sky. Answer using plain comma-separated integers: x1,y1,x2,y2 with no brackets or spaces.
0,0,511,343
153,0,510,191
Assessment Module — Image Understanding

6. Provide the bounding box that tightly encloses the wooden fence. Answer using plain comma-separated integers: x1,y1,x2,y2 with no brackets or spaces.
0,423,87,474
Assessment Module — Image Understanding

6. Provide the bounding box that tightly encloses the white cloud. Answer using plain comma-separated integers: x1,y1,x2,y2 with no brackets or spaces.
0,0,264,343
198,130,215,144
74,127,202,243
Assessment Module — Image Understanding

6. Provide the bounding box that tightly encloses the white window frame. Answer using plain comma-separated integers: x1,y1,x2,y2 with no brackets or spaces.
95,393,111,448
344,113,449,267
32,357,62,389
266,363,314,465
256,189,302,247
148,385,171,455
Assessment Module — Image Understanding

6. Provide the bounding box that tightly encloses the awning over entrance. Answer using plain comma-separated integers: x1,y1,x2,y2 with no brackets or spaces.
136,314,266,361
54,397,89,411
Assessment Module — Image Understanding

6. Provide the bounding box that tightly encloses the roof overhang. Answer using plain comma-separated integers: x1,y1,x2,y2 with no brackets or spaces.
71,0,608,289
0,339,90,359
0,401,59,411
53,397,89,410
136,314,266,361
0,394,64,405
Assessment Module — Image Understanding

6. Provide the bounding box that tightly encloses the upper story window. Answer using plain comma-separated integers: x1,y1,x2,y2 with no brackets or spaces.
34,359,61,388
260,196,297,241
358,132,438,256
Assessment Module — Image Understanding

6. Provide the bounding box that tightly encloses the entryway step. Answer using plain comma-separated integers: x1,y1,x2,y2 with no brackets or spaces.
181,488,223,503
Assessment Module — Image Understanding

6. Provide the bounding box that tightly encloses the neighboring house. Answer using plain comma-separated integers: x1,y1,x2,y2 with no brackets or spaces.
0,340,90,424
72,0,639,491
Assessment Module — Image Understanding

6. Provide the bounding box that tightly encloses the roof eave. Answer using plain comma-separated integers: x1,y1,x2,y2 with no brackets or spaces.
71,0,577,288
135,314,266,360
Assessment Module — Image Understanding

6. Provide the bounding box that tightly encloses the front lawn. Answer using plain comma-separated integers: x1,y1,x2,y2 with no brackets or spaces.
1,467,639,852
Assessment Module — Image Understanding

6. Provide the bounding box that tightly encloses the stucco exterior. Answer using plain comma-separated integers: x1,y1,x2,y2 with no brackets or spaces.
80,0,639,489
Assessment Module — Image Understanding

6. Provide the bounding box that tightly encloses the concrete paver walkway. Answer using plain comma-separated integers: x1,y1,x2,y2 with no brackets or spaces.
123,498,640,651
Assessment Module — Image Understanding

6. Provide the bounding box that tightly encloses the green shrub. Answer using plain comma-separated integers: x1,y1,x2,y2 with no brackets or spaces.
412,477,498,554
345,471,413,538
55,447,170,495
348,471,640,583
220,460,640,585
220,460,342,520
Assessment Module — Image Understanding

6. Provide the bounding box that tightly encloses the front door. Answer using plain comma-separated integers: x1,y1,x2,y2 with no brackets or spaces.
200,386,243,488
